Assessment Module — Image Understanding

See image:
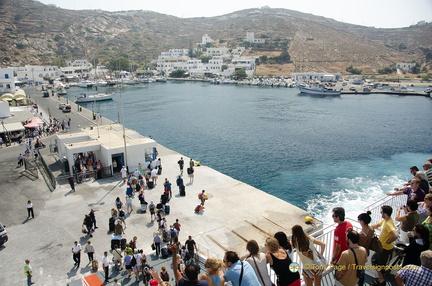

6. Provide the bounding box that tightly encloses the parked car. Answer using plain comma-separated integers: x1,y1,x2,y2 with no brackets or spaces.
62,104,72,113
42,91,49,97
0,223,8,246
59,103,67,110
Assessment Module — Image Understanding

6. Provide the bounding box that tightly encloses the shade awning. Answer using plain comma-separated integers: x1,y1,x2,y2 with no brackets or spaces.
30,118,44,125
1,122,24,132
24,122,39,128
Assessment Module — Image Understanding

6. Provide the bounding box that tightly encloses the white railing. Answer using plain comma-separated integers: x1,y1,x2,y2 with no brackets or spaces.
363,194,406,226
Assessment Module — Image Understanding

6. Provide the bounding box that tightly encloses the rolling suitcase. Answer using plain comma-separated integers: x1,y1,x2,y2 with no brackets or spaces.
179,185,186,196
111,239,120,250
140,203,147,213
92,259,98,271
161,247,169,258
164,204,170,215
109,217,115,232
121,238,127,250
147,181,154,189
157,166,162,175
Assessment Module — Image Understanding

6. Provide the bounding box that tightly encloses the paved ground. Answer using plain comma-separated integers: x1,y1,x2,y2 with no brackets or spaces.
0,87,317,286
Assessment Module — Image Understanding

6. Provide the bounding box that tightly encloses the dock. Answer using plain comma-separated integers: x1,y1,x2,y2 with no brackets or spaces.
0,87,319,285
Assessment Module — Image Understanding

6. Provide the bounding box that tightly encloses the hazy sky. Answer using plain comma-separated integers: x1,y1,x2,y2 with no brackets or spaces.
37,0,432,28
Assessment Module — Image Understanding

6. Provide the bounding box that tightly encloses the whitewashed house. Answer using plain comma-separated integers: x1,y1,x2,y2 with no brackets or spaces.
200,34,214,46
396,63,416,72
15,65,62,84
245,32,265,44
0,68,18,94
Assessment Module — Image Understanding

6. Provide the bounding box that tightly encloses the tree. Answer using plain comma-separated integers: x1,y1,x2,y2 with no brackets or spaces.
221,65,228,71
51,58,66,67
259,55,268,64
105,57,130,71
170,70,187,78
411,64,420,74
346,65,362,75
199,56,212,64
233,69,247,79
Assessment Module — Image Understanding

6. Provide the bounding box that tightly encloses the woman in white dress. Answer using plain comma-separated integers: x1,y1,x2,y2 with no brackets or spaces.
245,239,273,286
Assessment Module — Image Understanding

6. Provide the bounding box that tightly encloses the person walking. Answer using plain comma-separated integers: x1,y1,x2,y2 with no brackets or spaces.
154,232,162,256
68,176,75,192
178,157,184,174
121,166,128,182
89,209,98,230
24,259,34,285
26,200,34,219
72,241,82,268
18,153,24,167
83,240,95,263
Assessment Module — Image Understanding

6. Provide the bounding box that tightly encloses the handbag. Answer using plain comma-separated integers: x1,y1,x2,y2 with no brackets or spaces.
369,233,383,253
309,238,327,268
151,243,156,250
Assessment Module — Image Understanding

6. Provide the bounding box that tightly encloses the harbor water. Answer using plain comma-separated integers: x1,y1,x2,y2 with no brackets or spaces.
66,82,432,225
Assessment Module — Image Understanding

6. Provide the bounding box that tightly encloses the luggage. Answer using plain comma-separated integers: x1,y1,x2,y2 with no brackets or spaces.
121,238,127,250
157,166,162,175
109,217,115,232
111,239,121,250
164,204,170,215
163,231,169,242
179,185,186,196
147,181,154,189
156,203,163,211
126,187,133,196
92,259,99,271
140,203,147,213
161,247,169,258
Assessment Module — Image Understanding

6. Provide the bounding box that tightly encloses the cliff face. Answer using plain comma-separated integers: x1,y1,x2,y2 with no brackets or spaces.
1,0,431,74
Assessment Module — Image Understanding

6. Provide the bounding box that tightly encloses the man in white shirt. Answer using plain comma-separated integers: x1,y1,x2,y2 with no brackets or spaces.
102,251,110,283
72,241,81,268
132,249,142,282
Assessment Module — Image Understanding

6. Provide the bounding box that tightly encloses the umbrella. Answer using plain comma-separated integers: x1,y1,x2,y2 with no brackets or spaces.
24,122,39,128
30,118,44,125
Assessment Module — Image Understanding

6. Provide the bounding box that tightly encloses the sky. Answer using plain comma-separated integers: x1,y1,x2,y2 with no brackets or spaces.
37,0,432,28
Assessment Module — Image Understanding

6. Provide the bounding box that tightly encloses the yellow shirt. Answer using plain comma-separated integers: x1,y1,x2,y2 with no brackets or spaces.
378,218,396,250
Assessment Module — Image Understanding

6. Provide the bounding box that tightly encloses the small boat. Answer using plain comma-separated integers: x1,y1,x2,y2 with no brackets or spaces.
77,80,94,88
75,92,115,103
298,83,341,95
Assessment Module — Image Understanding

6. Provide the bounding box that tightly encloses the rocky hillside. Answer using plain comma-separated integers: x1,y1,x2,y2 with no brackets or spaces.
1,0,431,75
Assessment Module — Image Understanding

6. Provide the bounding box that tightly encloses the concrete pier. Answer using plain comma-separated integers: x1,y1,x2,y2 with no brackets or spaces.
0,87,318,285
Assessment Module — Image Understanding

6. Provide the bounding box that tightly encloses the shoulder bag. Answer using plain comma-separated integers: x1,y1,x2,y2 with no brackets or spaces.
251,256,265,286
308,238,327,268
369,233,383,253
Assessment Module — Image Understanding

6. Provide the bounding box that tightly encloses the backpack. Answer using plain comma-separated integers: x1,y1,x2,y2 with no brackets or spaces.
119,210,125,217
132,178,138,185
187,168,192,175
149,204,155,212
170,230,177,238
131,255,137,266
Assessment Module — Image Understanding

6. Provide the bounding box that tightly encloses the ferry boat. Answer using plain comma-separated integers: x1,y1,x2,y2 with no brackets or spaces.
75,92,114,103
298,83,341,95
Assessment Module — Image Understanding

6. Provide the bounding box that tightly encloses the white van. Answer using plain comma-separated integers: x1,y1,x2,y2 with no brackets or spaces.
0,223,8,246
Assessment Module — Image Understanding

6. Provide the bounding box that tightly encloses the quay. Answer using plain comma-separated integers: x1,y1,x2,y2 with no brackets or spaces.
340,90,430,96
0,87,317,285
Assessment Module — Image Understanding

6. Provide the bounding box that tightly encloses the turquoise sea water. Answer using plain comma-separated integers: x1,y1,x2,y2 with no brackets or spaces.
67,83,432,224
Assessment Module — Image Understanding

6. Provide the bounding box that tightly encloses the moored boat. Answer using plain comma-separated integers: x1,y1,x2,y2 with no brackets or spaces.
75,92,115,103
298,83,341,95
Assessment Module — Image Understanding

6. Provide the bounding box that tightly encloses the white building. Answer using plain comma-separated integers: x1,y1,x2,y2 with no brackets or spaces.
201,34,214,46
205,57,224,72
245,32,265,44
15,65,62,84
207,47,230,58
56,124,157,176
292,72,341,82
396,63,416,72
0,68,18,94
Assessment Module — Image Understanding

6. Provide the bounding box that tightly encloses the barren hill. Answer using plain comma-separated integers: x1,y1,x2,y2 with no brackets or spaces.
1,0,431,75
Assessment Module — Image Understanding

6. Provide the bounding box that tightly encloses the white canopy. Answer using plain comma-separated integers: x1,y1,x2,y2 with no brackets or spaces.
1,122,24,132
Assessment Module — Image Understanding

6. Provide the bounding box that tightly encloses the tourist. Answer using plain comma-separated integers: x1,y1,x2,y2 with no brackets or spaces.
153,232,161,256
199,257,224,286
422,206,432,250
402,224,430,266
188,166,195,183
89,209,98,230
83,214,93,237
396,250,432,285
83,240,95,263
423,161,432,186
141,258,152,285
112,245,123,270
168,225,178,244
415,171,430,193
220,250,261,286
418,194,432,222
121,166,127,182
245,240,272,286
160,265,170,282
132,249,142,282
173,218,181,233
114,220,125,235
370,205,398,286
331,207,353,264
115,197,123,210
26,200,34,219
185,236,198,261
178,157,184,174
129,236,138,251
126,195,133,213
291,225,325,286
149,201,156,221
388,178,425,203
335,230,367,286
199,190,206,206
274,231,293,259
18,153,24,167
357,210,374,284
169,244,208,285
68,175,75,192
124,251,133,277
395,200,420,243
72,241,82,268
164,178,172,199
151,168,158,184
